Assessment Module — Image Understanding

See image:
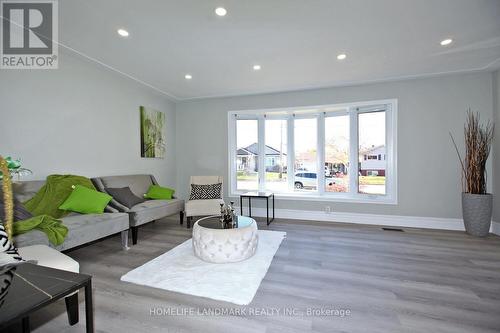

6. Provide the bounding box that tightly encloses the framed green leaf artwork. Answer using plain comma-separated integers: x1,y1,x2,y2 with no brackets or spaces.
140,106,166,158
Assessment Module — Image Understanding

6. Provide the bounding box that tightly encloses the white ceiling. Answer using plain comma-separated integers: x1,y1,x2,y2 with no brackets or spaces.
60,0,500,100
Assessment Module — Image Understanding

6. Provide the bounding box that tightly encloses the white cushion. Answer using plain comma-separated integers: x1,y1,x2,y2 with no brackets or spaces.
190,176,223,186
185,199,224,217
18,245,79,273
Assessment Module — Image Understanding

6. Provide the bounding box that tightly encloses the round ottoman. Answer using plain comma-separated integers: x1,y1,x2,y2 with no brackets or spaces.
192,215,258,263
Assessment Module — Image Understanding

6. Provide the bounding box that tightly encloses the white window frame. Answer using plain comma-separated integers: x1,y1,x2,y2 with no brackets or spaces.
227,99,398,204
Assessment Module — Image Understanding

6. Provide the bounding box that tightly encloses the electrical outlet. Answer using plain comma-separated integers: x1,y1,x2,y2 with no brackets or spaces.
325,206,331,214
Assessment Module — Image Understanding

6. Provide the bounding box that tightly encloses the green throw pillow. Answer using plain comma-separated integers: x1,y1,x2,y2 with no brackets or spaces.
59,185,112,214
144,185,175,200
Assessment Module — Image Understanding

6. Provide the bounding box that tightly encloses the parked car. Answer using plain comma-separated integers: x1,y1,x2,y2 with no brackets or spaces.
294,172,334,189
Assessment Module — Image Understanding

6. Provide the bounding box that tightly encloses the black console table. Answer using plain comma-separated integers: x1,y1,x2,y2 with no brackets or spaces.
0,263,93,333
240,192,275,225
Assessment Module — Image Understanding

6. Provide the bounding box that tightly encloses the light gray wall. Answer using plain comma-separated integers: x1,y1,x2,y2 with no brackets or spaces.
175,72,494,219
0,50,177,188
493,70,500,222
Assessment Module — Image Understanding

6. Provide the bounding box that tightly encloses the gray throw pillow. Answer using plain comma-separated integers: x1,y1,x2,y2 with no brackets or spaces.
0,189,33,222
106,187,145,209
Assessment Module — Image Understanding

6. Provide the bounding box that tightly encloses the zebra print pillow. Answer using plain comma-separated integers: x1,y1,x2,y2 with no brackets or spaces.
0,224,22,264
189,183,222,200
0,224,23,306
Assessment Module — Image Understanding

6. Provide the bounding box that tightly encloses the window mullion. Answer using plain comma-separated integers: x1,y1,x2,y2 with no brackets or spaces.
385,106,394,199
258,115,266,192
287,116,295,192
349,108,358,197
228,114,237,194
317,113,325,196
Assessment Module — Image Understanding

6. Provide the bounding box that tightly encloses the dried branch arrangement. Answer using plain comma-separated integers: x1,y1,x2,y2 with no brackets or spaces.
0,155,14,240
450,110,494,194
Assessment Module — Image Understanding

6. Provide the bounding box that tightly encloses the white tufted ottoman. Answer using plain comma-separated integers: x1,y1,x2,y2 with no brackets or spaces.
192,215,258,263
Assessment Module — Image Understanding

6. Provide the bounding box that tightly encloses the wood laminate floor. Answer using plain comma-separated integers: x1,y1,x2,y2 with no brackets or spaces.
9,217,500,333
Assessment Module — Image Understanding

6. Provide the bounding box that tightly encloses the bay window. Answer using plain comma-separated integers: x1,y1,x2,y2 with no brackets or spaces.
236,119,258,191
358,110,386,195
264,119,288,192
294,117,318,192
324,114,350,193
228,99,397,204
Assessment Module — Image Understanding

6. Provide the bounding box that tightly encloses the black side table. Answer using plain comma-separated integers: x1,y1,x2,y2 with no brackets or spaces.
0,263,93,333
240,192,275,225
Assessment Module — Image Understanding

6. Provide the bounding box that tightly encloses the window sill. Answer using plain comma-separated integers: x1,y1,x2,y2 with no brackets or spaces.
229,192,398,205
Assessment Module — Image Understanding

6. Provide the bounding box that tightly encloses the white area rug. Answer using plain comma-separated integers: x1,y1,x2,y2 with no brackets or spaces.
121,230,286,305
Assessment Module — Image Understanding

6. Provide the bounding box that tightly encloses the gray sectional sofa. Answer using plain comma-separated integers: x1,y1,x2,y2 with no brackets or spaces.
12,180,130,251
12,174,184,251
92,174,184,245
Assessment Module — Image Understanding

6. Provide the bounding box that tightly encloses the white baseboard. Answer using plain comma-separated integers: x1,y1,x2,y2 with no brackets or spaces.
492,221,500,236
236,206,500,235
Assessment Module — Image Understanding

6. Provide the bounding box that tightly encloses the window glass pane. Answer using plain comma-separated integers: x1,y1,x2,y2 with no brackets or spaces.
358,111,386,195
265,119,288,192
325,115,349,193
236,119,259,191
294,118,317,191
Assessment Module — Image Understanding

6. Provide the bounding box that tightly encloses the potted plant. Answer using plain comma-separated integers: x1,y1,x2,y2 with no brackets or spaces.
0,156,32,181
451,110,494,237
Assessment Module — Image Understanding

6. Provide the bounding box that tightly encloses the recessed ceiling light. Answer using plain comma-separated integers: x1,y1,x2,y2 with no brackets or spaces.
440,38,453,46
253,64,261,71
117,29,129,37
184,74,192,80
215,7,227,16
337,53,347,60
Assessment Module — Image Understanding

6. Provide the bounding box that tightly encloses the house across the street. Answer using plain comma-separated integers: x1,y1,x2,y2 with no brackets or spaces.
237,143,286,172
359,145,386,176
